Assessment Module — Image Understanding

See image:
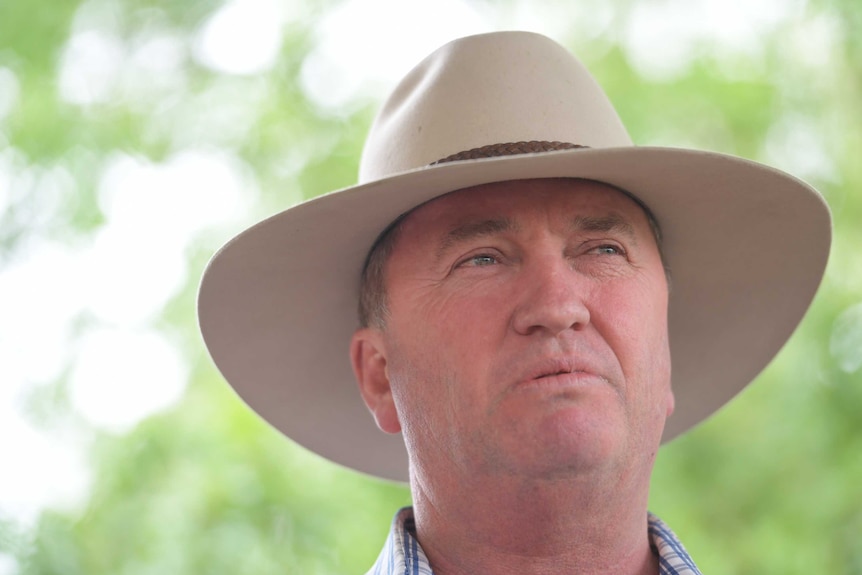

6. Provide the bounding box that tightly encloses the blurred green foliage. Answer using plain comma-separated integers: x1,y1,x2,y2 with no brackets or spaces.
1,0,860,573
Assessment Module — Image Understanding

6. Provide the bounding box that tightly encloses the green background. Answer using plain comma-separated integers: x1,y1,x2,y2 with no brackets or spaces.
1,0,860,573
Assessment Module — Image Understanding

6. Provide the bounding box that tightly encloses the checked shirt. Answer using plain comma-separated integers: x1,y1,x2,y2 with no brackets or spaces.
365,507,703,575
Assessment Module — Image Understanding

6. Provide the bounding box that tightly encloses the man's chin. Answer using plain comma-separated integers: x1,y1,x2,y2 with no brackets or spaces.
484,418,630,480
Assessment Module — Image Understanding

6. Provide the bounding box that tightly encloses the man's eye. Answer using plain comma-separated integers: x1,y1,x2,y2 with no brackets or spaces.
593,245,623,256
462,254,497,267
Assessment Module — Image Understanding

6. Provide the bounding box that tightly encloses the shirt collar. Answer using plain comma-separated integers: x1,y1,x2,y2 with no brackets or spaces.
366,507,702,575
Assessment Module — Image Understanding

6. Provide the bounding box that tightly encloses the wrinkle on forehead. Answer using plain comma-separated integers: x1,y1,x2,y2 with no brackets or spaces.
570,214,638,244
436,218,520,260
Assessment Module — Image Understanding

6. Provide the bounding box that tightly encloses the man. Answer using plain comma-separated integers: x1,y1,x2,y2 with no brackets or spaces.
198,32,831,574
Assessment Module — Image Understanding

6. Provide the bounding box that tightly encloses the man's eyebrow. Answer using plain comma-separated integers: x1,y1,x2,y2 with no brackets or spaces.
437,217,519,258
571,213,637,241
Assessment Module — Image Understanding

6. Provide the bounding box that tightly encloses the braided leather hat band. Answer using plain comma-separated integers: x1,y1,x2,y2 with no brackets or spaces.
431,141,589,165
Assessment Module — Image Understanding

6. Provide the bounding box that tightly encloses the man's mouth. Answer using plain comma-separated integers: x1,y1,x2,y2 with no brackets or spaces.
536,369,577,379
523,359,599,384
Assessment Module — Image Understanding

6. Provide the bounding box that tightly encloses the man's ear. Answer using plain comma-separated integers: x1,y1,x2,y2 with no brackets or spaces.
350,328,401,434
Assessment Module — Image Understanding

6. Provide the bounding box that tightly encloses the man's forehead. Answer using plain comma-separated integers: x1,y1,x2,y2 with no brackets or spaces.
398,178,652,235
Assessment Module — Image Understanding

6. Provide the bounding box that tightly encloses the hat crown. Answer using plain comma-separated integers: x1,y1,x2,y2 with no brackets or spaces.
359,31,633,183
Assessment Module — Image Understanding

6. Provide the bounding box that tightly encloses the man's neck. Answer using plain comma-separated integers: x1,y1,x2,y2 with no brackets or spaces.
409,468,657,575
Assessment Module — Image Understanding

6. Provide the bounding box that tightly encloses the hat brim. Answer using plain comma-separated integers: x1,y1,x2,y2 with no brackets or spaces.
198,146,830,483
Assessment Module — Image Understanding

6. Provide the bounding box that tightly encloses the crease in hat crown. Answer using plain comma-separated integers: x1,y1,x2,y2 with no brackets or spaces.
358,31,633,183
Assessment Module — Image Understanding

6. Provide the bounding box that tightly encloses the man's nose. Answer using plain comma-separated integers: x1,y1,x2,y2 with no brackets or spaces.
510,254,591,337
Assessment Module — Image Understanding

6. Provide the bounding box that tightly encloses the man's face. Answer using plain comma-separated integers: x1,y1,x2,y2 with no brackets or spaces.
352,178,674,484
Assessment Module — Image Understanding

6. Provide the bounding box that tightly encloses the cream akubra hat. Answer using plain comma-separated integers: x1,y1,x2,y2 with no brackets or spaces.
198,31,831,482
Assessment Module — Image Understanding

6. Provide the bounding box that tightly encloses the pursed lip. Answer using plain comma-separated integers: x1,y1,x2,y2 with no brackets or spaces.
516,357,608,389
